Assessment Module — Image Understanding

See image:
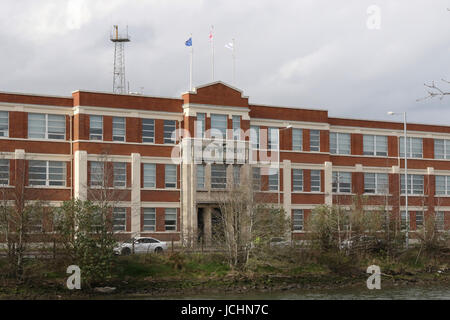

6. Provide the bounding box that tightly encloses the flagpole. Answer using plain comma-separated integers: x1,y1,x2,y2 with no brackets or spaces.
232,38,235,85
189,33,193,91
211,25,214,81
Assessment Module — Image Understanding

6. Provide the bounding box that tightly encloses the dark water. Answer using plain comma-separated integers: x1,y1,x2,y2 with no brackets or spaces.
120,284,450,300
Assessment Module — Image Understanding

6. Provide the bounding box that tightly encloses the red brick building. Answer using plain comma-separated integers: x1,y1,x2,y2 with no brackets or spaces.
0,81,448,244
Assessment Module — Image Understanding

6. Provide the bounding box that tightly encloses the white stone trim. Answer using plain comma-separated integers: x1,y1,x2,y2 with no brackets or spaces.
141,202,180,208
250,118,329,130
0,102,72,115
74,106,183,121
183,103,250,120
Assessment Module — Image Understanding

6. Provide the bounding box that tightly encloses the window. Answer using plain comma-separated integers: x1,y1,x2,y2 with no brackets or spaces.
143,164,156,188
435,139,450,159
436,212,445,231
89,115,103,140
400,137,423,158
400,211,410,230
268,168,278,191
0,111,8,137
113,162,126,187
436,176,450,195
250,126,260,149
364,173,388,194
330,132,350,155
252,167,261,190
293,209,304,231
310,130,320,152
29,161,66,187
143,208,156,231
90,161,104,187
196,113,205,138
163,120,176,144
415,211,424,229
165,164,177,188
142,119,155,143
232,115,241,140
311,170,321,192
112,117,125,141
197,165,205,189
29,113,65,140
401,174,424,195
233,165,240,186
332,172,352,193
165,208,177,231
113,207,126,231
0,160,9,185
363,135,387,156
210,114,227,139
268,127,279,150
292,169,303,191
292,129,302,151
211,164,226,189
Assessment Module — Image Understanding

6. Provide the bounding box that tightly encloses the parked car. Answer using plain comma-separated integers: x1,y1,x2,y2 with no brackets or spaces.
114,237,168,255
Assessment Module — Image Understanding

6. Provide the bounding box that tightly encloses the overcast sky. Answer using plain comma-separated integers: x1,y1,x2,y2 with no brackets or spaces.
1,0,450,125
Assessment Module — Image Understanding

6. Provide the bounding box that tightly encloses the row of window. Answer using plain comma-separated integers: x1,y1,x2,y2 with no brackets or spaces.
0,110,449,159
292,210,446,232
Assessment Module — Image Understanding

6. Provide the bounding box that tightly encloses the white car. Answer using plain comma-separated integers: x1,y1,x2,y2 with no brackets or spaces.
114,237,168,255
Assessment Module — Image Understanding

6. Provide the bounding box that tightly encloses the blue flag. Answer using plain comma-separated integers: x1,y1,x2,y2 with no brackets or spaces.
185,37,192,46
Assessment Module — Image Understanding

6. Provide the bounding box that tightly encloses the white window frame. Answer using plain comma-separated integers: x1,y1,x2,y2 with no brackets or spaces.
268,127,279,150
0,111,9,137
364,173,388,194
332,171,352,193
330,132,351,155
143,208,156,231
293,209,304,231
90,161,104,187
435,175,450,195
165,208,177,231
143,163,156,188
197,165,205,189
165,164,177,188
163,120,176,144
89,115,103,141
196,113,206,138
210,114,227,139
211,164,227,189
311,170,321,192
292,169,303,191
233,165,240,186
292,128,303,151
113,162,127,188
113,207,127,232
435,212,445,231
363,135,387,156
400,137,423,158
29,160,66,187
29,113,65,140
310,130,320,152
435,139,450,159
112,117,126,142
232,115,241,140
250,126,260,149
268,168,278,191
142,118,155,143
401,174,424,195
0,159,9,185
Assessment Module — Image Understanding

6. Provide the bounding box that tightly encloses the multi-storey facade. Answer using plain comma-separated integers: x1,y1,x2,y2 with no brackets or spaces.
0,81,449,245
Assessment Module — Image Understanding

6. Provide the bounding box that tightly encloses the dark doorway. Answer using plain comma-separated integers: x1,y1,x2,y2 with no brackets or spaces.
211,208,224,244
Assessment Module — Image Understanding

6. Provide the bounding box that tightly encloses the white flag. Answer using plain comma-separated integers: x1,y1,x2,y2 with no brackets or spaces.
225,42,233,50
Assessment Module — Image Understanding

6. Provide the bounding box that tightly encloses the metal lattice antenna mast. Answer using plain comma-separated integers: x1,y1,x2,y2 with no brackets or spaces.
110,25,130,94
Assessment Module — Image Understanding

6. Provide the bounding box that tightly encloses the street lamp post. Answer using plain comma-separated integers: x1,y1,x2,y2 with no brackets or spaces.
388,111,409,249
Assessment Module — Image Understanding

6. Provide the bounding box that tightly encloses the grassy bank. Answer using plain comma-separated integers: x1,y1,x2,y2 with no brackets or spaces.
0,246,449,299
